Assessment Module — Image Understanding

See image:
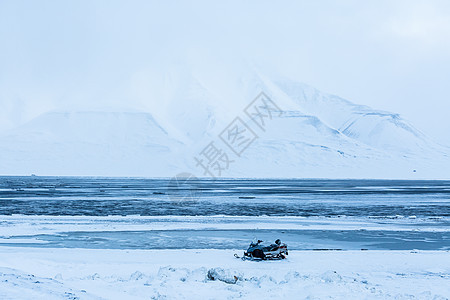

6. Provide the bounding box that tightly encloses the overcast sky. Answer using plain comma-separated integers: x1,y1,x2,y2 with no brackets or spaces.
1,0,449,145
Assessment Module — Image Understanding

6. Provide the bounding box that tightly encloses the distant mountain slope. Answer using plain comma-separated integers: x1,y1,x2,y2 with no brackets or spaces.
273,80,438,155
0,111,184,176
0,70,448,178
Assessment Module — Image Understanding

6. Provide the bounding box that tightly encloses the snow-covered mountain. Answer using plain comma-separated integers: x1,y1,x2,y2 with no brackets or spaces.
0,110,184,177
0,69,448,178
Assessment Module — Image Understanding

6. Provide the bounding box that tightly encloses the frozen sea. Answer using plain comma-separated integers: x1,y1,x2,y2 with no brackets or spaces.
0,176,449,251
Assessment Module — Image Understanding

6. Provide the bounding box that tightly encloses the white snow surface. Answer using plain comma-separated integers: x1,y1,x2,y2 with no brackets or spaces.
0,68,449,178
0,247,449,300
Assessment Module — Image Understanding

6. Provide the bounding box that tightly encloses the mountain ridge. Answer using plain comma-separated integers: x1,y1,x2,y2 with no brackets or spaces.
0,70,448,178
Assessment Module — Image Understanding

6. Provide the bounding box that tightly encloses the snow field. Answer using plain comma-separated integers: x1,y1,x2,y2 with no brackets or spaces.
0,248,449,299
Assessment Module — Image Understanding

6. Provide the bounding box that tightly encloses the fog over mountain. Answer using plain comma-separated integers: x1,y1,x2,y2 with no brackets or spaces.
0,67,448,178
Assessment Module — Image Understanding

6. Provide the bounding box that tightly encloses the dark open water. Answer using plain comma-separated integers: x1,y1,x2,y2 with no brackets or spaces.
0,177,449,217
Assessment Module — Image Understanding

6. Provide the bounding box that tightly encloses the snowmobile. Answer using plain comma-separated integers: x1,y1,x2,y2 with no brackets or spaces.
234,239,288,260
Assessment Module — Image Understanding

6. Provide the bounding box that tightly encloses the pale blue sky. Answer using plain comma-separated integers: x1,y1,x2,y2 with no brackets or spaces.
1,0,450,145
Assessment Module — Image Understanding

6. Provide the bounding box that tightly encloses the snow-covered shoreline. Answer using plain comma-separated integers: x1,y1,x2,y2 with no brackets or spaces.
0,247,449,299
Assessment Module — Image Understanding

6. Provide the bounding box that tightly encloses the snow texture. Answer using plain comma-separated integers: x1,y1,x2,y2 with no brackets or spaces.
0,248,449,299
